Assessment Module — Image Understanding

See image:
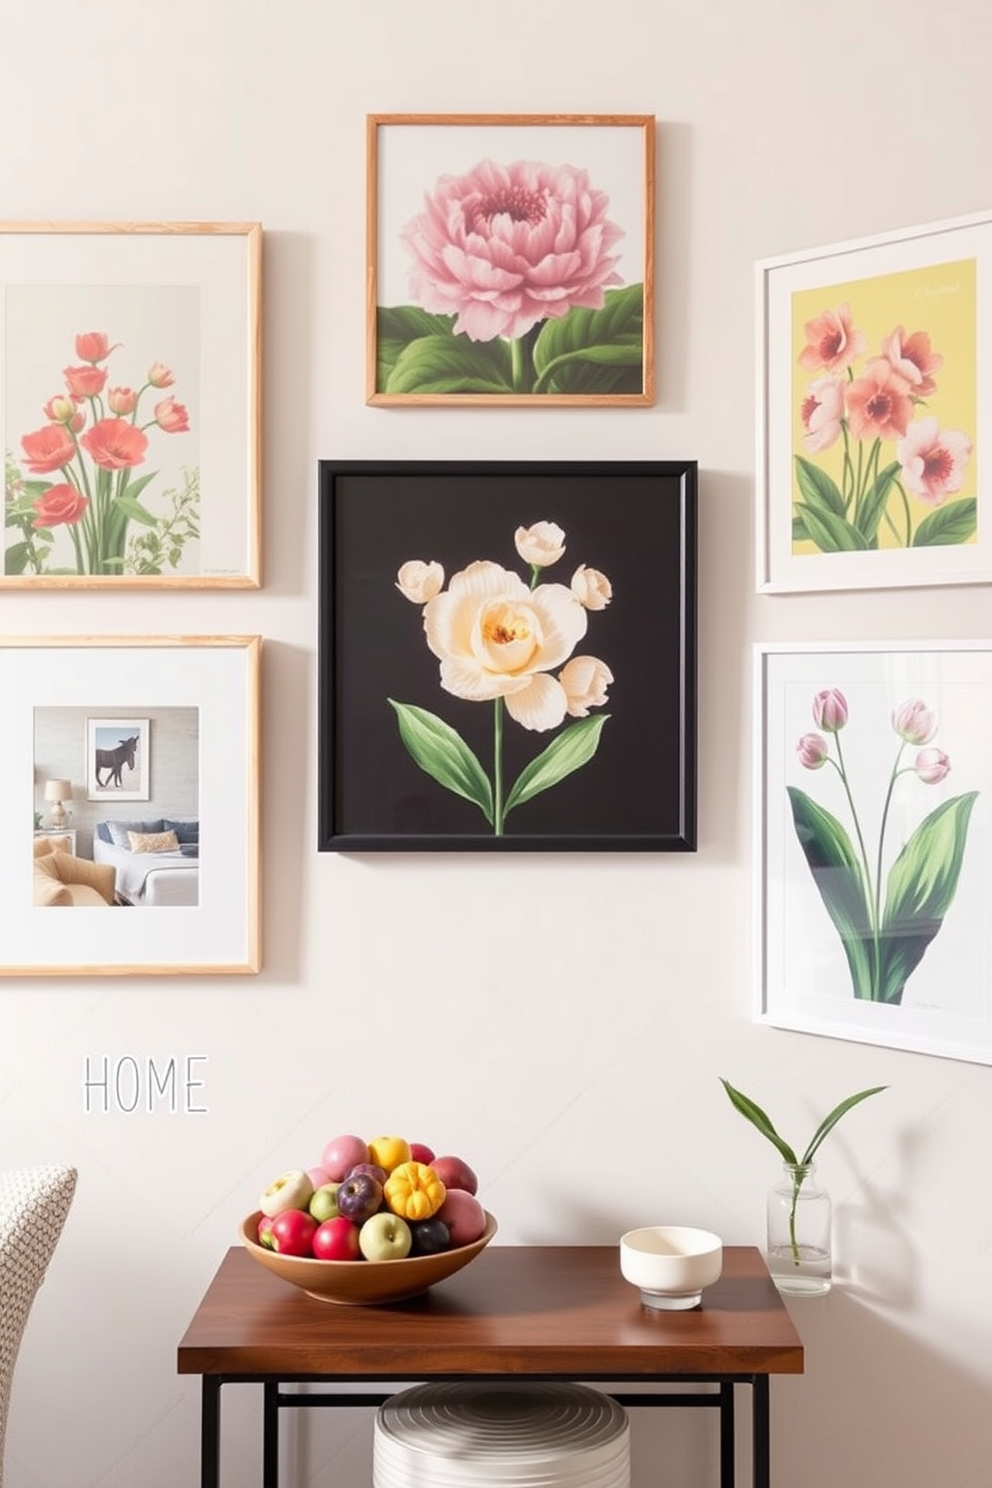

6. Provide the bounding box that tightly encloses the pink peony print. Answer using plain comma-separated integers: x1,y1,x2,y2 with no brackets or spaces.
897,416,972,505
400,158,626,342
798,303,866,374
32,483,89,529
81,418,149,470
21,423,77,473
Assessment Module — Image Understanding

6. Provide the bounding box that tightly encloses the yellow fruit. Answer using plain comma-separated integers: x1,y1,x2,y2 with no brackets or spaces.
368,1135,412,1173
384,1161,446,1221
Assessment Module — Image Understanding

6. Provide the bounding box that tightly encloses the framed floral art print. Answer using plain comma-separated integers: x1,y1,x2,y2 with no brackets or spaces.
1,221,261,588
756,209,992,593
367,115,655,405
318,459,696,850
756,641,992,1064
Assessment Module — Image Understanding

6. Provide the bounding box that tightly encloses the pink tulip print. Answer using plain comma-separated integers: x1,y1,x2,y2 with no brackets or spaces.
377,152,645,397
391,522,614,833
789,687,977,1003
5,329,198,576
792,261,977,556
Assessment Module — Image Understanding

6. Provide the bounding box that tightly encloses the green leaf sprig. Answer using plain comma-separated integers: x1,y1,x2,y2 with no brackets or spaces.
720,1077,886,1268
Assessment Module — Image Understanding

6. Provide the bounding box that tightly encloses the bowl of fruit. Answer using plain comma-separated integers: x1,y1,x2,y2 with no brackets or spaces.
241,1132,497,1305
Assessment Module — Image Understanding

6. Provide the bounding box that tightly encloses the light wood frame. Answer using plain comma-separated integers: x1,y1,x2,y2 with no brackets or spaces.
367,115,654,406
6,635,260,976
0,221,261,588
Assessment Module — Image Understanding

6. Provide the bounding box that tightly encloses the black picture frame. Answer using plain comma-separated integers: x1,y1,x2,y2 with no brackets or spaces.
318,460,697,852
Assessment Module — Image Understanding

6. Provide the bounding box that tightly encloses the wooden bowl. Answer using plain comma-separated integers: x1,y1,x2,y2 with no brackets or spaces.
239,1209,498,1305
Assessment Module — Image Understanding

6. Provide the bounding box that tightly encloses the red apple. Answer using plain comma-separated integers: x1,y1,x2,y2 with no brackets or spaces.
321,1133,370,1181
312,1216,361,1261
270,1207,318,1257
431,1154,478,1196
409,1142,436,1165
437,1189,486,1246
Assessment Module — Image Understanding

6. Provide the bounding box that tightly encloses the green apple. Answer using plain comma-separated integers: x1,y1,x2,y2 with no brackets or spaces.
359,1211,412,1261
309,1182,342,1223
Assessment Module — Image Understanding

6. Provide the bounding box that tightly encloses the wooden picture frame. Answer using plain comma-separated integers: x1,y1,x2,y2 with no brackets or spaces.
318,459,696,851
367,115,655,406
1,221,261,587
756,209,990,593
7,635,261,976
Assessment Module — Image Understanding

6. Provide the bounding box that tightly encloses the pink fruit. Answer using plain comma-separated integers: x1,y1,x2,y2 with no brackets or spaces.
307,1165,332,1190
409,1142,436,1165
431,1154,478,1196
270,1207,318,1257
437,1189,486,1247
257,1214,276,1249
312,1216,361,1261
322,1134,370,1181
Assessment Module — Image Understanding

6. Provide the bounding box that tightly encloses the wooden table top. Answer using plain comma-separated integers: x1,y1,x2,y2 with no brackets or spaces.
177,1244,804,1379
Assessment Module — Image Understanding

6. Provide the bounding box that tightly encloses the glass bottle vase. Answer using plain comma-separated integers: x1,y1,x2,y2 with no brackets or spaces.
766,1162,832,1296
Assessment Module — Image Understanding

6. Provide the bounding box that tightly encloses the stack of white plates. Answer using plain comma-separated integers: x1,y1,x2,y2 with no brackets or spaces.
373,1381,630,1488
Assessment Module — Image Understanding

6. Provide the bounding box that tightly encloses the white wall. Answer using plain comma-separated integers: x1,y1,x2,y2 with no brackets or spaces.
2,2,991,1485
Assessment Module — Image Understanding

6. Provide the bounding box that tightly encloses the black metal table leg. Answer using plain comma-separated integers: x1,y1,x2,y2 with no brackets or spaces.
718,1380,735,1488
263,1380,280,1488
752,1374,770,1488
200,1376,221,1488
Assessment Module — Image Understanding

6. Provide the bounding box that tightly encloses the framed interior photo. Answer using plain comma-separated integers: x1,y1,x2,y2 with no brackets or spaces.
0,220,262,588
756,209,991,593
319,459,696,852
4,635,261,976
367,114,655,406
85,716,150,801
755,641,992,1065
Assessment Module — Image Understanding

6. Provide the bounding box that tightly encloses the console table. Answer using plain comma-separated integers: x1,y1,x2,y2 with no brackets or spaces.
177,1243,803,1488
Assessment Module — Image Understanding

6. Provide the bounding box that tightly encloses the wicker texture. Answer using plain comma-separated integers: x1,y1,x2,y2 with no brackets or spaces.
0,1166,77,1487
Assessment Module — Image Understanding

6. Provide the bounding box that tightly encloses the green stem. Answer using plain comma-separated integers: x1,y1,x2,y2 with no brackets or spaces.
787,1164,808,1266
873,745,907,938
832,730,879,993
493,697,504,835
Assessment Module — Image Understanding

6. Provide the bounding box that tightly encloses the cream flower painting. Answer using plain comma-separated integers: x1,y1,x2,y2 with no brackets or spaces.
318,461,697,852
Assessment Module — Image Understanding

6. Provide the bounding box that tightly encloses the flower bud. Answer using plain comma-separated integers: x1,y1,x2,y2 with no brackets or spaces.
396,559,444,604
108,386,137,416
514,521,566,567
812,688,848,732
893,698,937,745
147,361,175,389
915,747,950,784
797,732,829,769
571,564,612,610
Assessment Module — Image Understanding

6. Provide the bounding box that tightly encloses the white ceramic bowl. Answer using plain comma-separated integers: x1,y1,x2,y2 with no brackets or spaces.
619,1225,723,1310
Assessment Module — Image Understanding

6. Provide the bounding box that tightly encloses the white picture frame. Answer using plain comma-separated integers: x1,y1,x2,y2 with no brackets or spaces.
755,641,992,1064
10,635,260,976
1,221,261,588
756,209,991,593
85,717,150,801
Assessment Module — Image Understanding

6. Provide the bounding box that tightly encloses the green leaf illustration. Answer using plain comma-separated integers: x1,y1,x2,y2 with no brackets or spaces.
4,540,31,574
912,498,977,548
113,494,158,528
383,333,514,395
877,791,978,1003
388,700,493,823
503,715,609,819
787,786,875,998
376,306,460,390
795,503,868,553
856,461,901,546
794,456,846,519
531,284,644,395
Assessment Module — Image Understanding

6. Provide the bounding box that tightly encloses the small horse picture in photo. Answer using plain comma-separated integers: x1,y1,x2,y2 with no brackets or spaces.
86,718,149,801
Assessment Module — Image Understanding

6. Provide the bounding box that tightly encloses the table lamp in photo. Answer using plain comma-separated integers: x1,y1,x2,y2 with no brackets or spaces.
44,779,73,830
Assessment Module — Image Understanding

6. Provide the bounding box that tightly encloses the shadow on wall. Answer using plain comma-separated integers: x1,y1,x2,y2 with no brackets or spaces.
773,1286,992,1487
